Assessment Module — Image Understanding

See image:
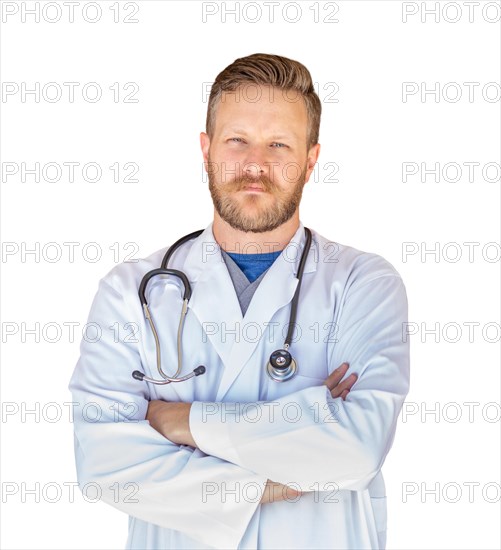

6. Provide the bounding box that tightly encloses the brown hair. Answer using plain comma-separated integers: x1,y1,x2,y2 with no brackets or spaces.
206,53,321,150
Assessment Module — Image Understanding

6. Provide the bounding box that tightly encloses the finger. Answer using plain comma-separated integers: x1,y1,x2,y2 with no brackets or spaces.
282,485,302,500
330,373,357,398
266,481,300,503
340,389,350,400
323,362,349,390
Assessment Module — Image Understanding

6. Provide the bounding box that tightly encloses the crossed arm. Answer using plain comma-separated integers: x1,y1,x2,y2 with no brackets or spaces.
70,271,408,546
146,362,357,503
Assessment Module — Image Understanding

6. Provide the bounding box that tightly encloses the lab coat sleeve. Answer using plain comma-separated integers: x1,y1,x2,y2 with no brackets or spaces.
189,273,410,491
69,278,267,550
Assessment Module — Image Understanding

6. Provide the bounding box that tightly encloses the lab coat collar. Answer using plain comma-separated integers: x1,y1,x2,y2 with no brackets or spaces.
182,221,317,400
183,221,316,282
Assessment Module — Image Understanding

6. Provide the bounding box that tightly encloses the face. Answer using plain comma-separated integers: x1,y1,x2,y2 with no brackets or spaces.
201,84,320,233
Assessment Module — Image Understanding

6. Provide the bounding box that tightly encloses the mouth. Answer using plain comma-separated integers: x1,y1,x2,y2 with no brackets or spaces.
241,185,266,192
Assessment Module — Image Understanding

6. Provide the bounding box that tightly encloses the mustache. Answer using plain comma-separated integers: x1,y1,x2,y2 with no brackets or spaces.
225,174,275,191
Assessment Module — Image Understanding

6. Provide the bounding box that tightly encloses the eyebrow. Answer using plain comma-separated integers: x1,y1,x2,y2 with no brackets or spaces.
226,129,294,140
227,128,248,135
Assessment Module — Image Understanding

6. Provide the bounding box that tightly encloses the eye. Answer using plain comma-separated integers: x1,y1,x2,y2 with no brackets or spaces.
271,142,288,148
229,137,245,143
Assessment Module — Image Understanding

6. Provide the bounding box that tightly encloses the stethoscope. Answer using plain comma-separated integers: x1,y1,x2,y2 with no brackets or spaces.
132,227,312,385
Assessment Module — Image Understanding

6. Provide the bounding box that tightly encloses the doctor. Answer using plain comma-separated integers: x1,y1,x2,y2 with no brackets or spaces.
69,53,410,549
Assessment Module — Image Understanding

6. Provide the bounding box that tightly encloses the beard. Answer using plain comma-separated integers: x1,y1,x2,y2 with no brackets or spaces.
207,155,307,233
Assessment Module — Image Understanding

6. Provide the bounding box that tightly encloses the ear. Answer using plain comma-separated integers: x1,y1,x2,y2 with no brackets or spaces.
200,132,211,171
304,143,321,183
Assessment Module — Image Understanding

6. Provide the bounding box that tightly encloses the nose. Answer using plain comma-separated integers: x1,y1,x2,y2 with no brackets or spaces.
242,145,270,179
244,161,264,179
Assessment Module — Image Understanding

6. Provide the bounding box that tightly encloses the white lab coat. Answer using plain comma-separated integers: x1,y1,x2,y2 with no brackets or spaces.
69,221,410,550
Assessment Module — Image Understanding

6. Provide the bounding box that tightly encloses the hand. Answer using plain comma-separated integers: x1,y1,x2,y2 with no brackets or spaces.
323,362,357,400
260,479,302,504
146,400,196,448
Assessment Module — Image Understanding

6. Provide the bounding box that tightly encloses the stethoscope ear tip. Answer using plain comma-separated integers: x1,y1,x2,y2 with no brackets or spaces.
194,366,206,376
132,370,145,381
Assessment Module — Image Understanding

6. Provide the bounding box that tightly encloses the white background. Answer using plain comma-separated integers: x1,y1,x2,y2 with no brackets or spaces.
1,0,500,548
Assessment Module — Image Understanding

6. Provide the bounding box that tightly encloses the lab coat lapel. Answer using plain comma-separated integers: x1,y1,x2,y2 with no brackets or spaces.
182,225,243,368
214,262,298,400
183,222,317,402
214,222,316,401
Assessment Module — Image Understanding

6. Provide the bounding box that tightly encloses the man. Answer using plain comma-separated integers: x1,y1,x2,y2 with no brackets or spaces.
69,53,409,549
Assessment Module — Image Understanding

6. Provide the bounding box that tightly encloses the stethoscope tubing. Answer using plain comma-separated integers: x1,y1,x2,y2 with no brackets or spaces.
133,227,312,385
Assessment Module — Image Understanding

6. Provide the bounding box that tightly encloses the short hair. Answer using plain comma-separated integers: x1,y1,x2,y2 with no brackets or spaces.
206,53,321,150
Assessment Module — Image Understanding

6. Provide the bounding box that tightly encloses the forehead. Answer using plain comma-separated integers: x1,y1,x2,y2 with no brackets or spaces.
213,84,308,135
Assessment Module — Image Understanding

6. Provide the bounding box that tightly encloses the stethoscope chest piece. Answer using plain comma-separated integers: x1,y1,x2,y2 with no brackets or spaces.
266,348,298,382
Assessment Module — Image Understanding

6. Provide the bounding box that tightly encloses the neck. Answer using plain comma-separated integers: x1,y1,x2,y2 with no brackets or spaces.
212,211,300,254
